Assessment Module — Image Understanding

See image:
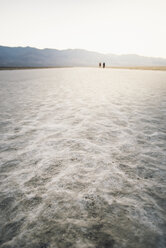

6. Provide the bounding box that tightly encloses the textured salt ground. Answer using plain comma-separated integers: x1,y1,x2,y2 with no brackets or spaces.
0,68,166,248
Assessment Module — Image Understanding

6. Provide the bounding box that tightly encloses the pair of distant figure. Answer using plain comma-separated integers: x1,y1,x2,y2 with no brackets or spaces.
99,62,105,68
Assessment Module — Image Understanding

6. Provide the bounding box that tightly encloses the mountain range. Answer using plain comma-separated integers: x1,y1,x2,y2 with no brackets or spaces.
0,45,166,67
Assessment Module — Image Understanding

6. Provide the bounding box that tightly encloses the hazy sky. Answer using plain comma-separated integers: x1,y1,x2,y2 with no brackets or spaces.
0,0,166,57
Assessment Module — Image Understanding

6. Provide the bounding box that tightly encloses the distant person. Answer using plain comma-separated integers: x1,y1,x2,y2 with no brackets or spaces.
99,63,101,67
103,62,105,68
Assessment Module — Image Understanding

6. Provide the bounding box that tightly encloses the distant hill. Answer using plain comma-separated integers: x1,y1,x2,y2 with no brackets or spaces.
0,45,166,67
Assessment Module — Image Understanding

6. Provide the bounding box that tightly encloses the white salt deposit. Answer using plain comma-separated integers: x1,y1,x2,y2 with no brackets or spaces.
0,68,166,248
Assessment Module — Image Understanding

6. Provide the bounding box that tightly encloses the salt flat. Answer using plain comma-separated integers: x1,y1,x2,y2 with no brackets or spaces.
0,68,166,248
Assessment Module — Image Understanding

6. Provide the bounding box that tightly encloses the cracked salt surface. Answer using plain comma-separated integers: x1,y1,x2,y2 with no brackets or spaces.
0,68,166,248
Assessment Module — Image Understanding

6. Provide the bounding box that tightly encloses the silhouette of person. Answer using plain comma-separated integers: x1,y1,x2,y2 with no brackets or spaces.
99,63,101,67
103,62,105,68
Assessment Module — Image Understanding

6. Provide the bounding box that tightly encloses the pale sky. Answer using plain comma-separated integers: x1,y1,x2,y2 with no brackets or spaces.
0,0,166,58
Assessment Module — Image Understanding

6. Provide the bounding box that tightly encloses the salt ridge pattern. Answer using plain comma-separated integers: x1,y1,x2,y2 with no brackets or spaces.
0,68,166,248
